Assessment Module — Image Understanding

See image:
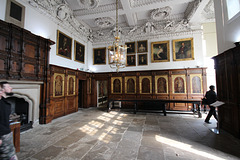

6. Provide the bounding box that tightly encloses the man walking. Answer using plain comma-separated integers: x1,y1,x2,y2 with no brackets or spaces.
204,85,218,124
0,81,18,160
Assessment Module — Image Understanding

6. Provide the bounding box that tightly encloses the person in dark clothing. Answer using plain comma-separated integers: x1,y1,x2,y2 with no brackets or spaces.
204,85,218,124
0,81,18,160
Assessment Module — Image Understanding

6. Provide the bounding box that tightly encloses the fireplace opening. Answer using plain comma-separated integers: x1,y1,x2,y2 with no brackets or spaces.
6,97,33,132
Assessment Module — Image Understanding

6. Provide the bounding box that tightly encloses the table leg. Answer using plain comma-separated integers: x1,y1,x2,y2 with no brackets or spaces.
163,103,167,116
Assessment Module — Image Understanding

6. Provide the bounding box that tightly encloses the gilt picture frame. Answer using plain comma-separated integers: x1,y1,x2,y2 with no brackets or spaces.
126,55,136,66
93,47,106,65
138,54,148,66
125,42,136,54
137,40,148,53
56,30,72,59
74,40,85,63
53,73,65,97
67,75,76,96
151,41,170,62
173,38,194,61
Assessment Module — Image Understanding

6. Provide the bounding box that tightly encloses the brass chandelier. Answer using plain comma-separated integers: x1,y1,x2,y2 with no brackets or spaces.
108,0,127,72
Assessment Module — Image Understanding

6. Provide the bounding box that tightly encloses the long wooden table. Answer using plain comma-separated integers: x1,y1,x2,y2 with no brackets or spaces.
108,99,202,118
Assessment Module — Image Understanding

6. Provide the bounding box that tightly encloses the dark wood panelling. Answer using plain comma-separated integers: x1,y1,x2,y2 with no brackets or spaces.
213,45,240,138
0,20,55,124
100,68,206,111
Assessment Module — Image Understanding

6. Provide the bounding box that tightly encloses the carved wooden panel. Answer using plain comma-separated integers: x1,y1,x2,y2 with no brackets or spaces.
53,73,65,97
190,74,202,94
125,76,136,94
213,45,240,138
111,77,122,94
53,99,65,118
139,76,152,94
172,75,186,93
67,75,76,95
155,75,168,94
66,97,76,114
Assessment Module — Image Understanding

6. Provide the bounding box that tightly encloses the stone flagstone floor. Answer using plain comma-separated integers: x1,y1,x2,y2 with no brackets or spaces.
16,107,240,160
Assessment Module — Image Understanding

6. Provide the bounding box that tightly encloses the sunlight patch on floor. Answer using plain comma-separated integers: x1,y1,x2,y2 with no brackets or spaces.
97,115,111,122
79,124,98,136
89,120,104,128
155,135,225,160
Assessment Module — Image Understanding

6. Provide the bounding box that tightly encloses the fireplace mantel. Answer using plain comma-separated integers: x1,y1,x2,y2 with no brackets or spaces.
7,80,43,126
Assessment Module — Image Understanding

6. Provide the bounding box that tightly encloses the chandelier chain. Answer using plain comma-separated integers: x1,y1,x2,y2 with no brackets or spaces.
116,0,118,38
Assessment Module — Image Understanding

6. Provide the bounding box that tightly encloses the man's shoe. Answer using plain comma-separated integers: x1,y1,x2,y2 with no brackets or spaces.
205,121,211,124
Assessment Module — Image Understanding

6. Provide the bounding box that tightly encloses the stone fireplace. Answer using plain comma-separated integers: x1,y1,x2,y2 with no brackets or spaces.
8,80,43,128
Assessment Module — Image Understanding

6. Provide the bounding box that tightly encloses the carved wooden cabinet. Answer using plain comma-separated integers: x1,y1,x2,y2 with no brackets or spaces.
213,45,240,138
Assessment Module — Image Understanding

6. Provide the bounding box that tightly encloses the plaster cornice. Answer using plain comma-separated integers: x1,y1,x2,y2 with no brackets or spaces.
26,0,91,42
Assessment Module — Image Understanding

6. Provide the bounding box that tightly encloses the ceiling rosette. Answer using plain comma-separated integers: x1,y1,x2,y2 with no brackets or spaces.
77,0,99,9
95,17,115,28
151,6,172,21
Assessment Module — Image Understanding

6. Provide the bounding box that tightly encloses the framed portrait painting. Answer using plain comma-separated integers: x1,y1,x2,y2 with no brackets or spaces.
126,55,136,66
93,47,106,65
138,54,148,65
173,38,194,61
151,41,170,62
137,40,148,53
125,42,135,54
57,30,72,59
74,40,85,63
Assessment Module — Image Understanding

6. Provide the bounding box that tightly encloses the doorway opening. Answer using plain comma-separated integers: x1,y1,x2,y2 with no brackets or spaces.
78,80,84,108
97,80,108,108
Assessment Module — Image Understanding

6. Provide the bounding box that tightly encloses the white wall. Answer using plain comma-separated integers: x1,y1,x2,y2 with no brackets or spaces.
0,0,218,79
202,23,217,88
88,32,205,73
214,0,240,54
0,0,7,20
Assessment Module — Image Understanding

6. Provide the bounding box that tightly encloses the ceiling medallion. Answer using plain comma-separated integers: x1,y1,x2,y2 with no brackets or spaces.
95,17,115,28
151,6,172,21
77,0,99,9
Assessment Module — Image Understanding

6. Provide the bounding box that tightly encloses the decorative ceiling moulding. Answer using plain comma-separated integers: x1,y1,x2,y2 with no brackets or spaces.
92,29,202,46
150,6,172,21
77,0,99,9
130,0,171,8
184,0,202,21
56,4,71,21
202,0,215,21
27,0,91,43
91,19,199,44
74,3,119,16
95,17,115,28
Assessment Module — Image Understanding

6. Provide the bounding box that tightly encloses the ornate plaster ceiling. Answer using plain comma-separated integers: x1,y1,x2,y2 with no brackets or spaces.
28,0,215,44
